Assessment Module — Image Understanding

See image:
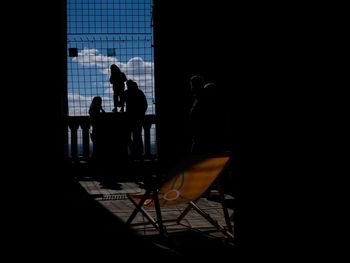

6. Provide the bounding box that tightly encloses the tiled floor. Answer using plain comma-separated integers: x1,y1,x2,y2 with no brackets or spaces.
79,180,234,239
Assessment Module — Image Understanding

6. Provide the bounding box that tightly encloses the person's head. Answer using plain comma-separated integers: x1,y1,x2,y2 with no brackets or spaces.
90,96,103,110
190,75,204,98
126,79,138,92
110,64,121,74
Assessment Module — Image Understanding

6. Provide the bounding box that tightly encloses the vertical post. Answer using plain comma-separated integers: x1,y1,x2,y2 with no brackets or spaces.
143,121,152,158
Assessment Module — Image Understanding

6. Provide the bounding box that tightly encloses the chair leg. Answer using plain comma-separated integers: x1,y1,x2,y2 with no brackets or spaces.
153,189,167,237
217,180,233,234
189,201,234,239
127,196,160,231
126,189,151,225
126,190,165,235
176,198,199,223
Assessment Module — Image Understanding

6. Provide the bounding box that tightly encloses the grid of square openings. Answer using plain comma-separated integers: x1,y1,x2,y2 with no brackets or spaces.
67,0,154,116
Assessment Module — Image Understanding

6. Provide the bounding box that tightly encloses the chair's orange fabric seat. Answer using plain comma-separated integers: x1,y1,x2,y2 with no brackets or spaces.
131,154,230,206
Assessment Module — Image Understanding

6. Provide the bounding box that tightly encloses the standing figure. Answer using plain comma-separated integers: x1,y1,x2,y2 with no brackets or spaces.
89,96,105,143
110,64,127,112
188,76,229,153
88,96,106,177
188,75,206,153
124,79,148,159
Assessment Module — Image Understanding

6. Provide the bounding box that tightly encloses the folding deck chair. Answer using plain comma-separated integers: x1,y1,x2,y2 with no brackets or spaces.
126,152,233,240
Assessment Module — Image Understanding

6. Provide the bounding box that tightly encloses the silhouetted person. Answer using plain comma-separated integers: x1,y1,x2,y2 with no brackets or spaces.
110,64,127,112
89,96,105,145
188,75,206,153
188,79,232,199
124,79,148,160
88,96,106,179
188,76,229,154
201,82,229,152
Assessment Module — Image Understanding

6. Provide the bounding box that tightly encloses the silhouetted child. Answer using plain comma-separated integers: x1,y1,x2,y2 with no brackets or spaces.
110,64,127,112
89,96,105,129
88,96,105,160
89,96,105,115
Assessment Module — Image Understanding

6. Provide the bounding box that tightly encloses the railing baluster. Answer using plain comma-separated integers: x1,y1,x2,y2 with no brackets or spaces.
81,119,91,160
68,121,79,161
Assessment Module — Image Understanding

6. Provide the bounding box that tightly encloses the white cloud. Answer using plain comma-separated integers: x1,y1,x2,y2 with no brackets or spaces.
125,57,153,76
72,49,117,69
124,57,154,102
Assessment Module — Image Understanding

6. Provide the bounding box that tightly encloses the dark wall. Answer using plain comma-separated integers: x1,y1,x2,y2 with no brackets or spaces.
5,1,67,181
5,0,70,258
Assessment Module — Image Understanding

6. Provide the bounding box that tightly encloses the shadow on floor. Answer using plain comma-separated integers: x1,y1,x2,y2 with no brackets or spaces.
145,230,235,258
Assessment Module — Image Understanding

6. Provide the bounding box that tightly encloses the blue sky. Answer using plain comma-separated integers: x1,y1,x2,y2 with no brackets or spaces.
67,0,154,116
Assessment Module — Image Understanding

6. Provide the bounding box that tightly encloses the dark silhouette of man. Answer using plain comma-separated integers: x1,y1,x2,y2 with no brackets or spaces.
188,75,206,153
189,76,230,153
124,79,148,159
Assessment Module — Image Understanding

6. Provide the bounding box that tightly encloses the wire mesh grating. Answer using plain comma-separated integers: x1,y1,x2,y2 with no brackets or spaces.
67,0,154,116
